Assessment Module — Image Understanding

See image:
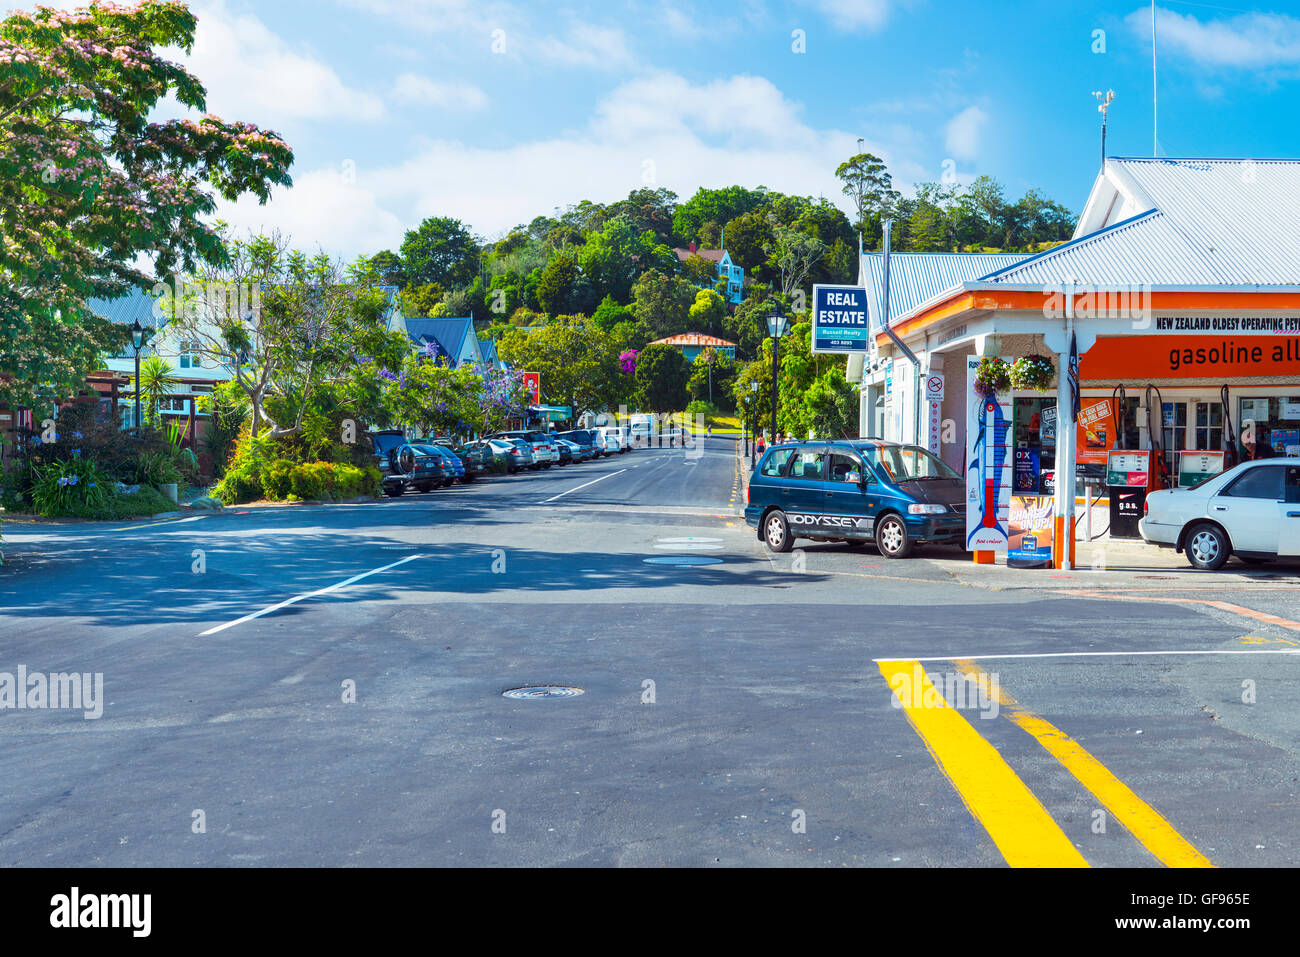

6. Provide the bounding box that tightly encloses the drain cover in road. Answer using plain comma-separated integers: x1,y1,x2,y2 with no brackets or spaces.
502,686,585,700
657,537,723,543
643,556,723,566
654,542,724,551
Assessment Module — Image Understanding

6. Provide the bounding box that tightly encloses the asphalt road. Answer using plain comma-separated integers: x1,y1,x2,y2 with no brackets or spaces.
0,436,1297,867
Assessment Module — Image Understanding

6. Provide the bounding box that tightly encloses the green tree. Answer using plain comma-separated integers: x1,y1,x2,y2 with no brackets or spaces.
722,208,775,273
134,355,179,427
400,282,444,317
591,294,635,333
687,348,737,411
497,315,621,419
369,250,406,287
835,152,899,250
630,269,696,338
767,225,828,309
687,289,728,338
399,216,480,289
0,1,294,417
536,253,578,316
634,344,690,416
672,185,768,245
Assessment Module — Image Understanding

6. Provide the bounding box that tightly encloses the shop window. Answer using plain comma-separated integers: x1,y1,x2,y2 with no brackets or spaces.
1239,396,1300,459
1222,465,1284,500
760,448,794,478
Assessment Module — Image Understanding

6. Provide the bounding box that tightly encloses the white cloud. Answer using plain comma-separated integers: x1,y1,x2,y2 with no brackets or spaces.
805,0,893,32
213,71,903,253
1127,7,1300,68
393,74,489,110
944,105,987,161
180,1,385,124
536,23,635,69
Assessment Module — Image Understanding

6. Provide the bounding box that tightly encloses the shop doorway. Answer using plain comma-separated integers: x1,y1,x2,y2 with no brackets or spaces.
1013,396,1057,494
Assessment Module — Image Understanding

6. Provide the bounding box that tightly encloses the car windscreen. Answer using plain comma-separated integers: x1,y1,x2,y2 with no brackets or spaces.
860,445,960,481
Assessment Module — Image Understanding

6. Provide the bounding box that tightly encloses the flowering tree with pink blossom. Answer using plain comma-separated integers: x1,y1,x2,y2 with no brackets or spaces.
0,1,294,415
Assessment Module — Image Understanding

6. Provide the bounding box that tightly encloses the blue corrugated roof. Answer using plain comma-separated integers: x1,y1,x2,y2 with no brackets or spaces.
87,291,164,329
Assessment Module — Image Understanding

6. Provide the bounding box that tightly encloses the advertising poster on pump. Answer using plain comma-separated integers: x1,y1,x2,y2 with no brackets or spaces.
965,357,1013,550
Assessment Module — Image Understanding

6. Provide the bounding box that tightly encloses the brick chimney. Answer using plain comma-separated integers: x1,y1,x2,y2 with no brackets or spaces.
688,241,697,254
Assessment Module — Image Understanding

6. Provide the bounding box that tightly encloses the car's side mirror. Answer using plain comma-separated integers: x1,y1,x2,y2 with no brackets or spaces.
846,472,863,486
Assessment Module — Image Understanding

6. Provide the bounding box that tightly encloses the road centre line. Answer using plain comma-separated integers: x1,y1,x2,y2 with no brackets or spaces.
954,659,1214,868
543,470,627,503
875,649,1300,662
877,659,1089,867
108,515,209,533
198,555,423,636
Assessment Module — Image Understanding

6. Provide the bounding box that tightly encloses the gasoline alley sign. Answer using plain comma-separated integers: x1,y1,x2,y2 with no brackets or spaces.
1084,334,1300,378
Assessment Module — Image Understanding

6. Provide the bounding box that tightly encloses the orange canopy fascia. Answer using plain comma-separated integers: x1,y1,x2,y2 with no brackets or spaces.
878,289,1300,346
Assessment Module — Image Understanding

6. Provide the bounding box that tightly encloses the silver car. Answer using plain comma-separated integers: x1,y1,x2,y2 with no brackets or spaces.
485,438,534,474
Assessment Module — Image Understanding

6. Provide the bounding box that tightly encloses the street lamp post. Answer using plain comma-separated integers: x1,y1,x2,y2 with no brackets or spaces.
130,321,146,430
766,303,789,450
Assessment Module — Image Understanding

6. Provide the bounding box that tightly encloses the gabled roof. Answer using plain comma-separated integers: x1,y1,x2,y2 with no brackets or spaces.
859,252,1030,327
404,317,475,366
990,157,1300,287
479,339,498,364
673,248,726,263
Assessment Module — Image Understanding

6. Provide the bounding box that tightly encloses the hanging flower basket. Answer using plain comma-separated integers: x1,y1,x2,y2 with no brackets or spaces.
1009,354,1055,393
973,356,1012,397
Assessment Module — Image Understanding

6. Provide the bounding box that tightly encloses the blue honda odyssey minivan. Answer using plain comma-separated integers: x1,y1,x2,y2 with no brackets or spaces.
745,440,965,558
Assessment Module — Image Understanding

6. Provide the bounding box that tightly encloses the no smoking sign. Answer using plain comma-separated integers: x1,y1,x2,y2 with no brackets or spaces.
925,374,945,402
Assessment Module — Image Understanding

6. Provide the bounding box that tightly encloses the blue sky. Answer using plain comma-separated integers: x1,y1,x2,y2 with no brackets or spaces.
18,0,1300,257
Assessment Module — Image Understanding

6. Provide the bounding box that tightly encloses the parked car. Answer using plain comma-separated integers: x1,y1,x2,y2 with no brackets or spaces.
745,440,965,558
481,438,533,473
413,444,463,487
596,428,624,455
555,430,597,460
555,436,592,462
599,425,633,453
368,430,418,497
455,442,491,480
489,430,559,467
1139,458,1300,569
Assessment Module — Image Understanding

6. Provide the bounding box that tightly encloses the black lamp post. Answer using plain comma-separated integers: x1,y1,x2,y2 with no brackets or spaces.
130,320,146,429
766,302,789,448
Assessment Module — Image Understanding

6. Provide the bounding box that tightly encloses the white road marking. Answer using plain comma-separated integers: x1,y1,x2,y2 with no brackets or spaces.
109,515,209,533
543,470,626,503
873,649,1300,663
199,555,423,636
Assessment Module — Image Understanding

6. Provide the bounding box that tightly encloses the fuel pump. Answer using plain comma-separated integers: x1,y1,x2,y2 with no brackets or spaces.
1144,384,1171,490
1106,448,1155,539
1221,384,1238,469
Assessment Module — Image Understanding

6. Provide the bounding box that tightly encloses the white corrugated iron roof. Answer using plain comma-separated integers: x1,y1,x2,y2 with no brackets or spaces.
986,157,1300,287
859,252,1030,327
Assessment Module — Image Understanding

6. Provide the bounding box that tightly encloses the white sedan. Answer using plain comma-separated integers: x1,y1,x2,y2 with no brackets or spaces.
1139,458,1300,569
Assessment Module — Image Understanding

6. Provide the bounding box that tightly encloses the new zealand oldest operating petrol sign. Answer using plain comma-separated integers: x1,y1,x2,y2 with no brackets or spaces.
811,284,870,354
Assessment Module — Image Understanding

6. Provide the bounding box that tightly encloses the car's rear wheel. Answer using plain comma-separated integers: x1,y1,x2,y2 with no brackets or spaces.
875,514,914,559
763,510,794,553
1186,523,1230,570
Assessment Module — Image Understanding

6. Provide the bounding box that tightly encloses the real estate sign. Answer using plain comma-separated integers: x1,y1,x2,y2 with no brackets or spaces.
810,284,870,354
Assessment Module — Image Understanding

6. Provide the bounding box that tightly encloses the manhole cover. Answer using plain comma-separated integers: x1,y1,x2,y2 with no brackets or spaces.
657,537,723,544
643,556,724,566
654,543,724,551
502,686,584,700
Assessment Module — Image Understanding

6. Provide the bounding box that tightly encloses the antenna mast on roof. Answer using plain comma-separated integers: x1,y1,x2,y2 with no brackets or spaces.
1093,89,1115,170
1151,0,1158,155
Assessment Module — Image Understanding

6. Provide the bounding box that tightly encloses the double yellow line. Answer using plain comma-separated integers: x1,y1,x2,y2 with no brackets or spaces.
878,659,1213,868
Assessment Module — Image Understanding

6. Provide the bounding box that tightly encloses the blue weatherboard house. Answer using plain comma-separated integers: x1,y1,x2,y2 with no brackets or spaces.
674,243,744,305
